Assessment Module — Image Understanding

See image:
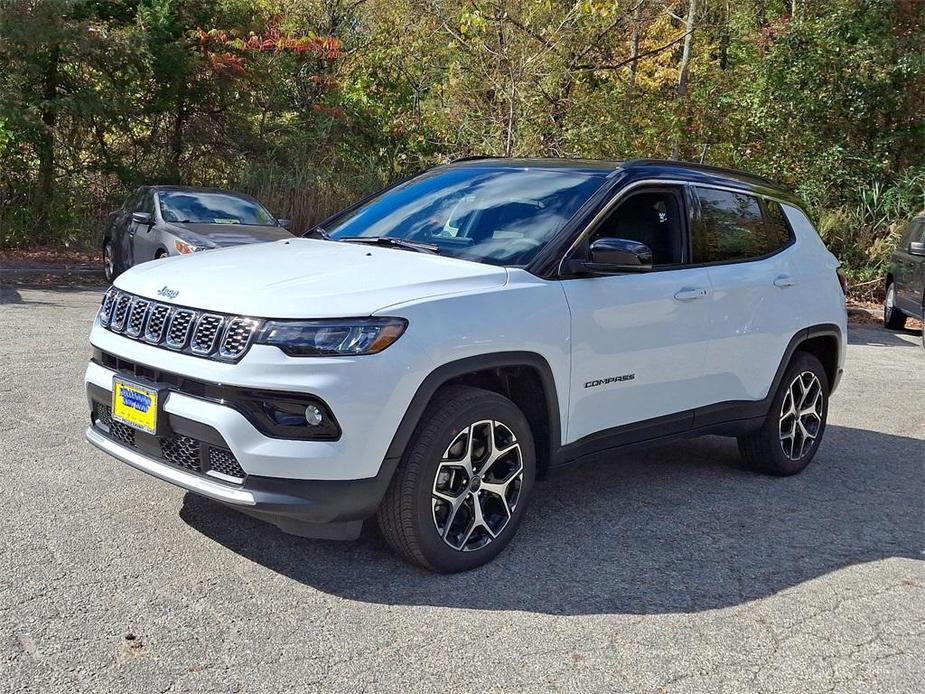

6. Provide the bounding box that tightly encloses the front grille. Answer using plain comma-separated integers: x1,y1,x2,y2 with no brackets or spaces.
97,289,261,362
219,318,259,359
111,294,132,331
125,299,149,337
94,403,136,447
191,314,224,354
99,288,118,326
145,305,171,342
166,309,196,348
208,448,246,480
160,433,202,472
92,402,245,484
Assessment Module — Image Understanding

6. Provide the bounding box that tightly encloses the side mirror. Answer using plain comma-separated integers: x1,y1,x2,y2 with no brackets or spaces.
277,218,292,230
132,212,153,226
569,237,654,275
909,241,925,257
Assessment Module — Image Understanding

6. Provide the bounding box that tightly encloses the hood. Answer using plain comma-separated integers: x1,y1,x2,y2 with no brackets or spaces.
166,222,293,247
115,238,508,318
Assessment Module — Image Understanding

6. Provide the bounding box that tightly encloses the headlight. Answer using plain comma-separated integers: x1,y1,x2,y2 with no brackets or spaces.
256,317,408,356
175,239,207,254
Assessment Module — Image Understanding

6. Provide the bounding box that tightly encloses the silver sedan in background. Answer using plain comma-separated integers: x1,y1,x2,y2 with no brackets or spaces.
103,186,293,281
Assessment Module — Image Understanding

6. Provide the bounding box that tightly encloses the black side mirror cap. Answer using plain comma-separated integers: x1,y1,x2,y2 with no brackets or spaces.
569,237,654,275
909,241,925,257
131,212,153,225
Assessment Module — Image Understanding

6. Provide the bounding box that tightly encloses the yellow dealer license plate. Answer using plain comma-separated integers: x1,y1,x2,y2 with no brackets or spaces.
112,378,159,435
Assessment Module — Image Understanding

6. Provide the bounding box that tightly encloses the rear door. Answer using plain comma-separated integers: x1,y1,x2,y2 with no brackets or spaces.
561,185,713,443
690,187,799,405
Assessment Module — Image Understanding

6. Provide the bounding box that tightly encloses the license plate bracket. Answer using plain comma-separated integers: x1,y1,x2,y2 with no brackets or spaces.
111,376,165,435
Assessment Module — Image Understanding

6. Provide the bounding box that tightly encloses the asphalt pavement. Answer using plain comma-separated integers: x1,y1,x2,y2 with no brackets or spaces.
1,285,922,693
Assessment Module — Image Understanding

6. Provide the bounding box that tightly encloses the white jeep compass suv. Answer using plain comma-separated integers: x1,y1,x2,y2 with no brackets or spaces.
85,158,847,573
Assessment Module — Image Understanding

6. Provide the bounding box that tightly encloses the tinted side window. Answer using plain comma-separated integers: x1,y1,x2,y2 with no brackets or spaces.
122,189,141,211
592,190,684,265
763,200,793,249
138,191,155,215
693,187,783,263
901,219,925,246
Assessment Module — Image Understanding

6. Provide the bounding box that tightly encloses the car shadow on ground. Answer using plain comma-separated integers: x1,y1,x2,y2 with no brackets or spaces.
181,425,922,615
0,284,105,305
848,323,923,347
0,286,62,306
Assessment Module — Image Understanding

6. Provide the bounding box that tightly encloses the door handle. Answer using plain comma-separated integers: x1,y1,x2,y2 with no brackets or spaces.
674,287,709,301
773,275,796,288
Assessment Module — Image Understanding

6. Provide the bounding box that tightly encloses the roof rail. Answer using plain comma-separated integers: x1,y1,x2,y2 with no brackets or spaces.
447,155,505,164
622,158,783,189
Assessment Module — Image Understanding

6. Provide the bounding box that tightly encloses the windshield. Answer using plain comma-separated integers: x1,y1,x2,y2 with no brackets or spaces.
159,192,277,226
324,167,607,266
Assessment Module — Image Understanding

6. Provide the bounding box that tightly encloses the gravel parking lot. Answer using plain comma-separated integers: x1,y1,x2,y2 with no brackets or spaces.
2,285,923,693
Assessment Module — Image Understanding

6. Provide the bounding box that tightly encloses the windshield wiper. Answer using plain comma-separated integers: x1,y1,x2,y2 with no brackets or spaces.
340,237,440,254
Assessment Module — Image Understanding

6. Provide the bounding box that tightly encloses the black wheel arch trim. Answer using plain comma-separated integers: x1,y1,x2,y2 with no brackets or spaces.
383,351,563,463
380,325,841,489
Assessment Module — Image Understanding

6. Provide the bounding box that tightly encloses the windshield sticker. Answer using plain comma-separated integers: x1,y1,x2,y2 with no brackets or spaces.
213,218,240,224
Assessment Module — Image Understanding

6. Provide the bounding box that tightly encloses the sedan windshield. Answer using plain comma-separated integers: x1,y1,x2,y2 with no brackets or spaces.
324,167,607,266
159,192,277,226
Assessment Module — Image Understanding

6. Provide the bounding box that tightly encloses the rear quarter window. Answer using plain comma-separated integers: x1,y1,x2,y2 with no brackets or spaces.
692,187,792,263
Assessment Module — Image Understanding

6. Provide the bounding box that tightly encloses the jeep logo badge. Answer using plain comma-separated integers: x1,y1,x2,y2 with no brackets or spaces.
156,286,179,300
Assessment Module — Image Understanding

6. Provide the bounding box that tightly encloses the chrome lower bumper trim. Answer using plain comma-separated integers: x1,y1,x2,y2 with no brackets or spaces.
85,426,256,506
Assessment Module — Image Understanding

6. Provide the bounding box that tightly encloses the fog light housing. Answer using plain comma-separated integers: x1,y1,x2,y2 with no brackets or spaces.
252,396,340,440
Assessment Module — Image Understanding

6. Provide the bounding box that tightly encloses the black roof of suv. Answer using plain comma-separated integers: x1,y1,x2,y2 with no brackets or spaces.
444,156,801,207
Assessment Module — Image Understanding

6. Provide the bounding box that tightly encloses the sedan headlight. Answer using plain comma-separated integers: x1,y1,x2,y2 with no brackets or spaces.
256,317,408,356
175,239,208,254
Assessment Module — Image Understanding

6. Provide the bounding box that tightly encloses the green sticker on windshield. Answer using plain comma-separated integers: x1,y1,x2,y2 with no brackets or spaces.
213,218,240,224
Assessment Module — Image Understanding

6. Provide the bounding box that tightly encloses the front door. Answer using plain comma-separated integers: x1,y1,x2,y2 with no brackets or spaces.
561,186,713,443
131,189,161,263
895,219,925,313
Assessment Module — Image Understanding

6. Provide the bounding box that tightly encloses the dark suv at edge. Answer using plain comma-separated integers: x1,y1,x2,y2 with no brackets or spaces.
884,211,925,345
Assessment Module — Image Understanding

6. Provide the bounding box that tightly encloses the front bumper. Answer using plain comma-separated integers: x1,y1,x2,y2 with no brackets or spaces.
85,424,399,539
84,350,407,539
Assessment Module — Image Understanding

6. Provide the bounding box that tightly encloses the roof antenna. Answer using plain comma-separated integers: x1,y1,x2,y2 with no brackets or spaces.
699,144,709,164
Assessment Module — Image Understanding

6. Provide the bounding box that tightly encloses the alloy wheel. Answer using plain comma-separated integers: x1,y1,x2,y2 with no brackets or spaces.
432,419,524,552
885,285,895,321
778,371,824,461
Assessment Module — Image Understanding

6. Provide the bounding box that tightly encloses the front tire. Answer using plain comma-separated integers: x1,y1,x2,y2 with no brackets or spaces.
738,352,829,476
884,282,906,329
103,240,118,282
377,385,536,573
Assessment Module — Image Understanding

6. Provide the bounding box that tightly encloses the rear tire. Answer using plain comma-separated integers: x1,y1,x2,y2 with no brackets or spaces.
884,282,906,329
377,385,536,573
738,352,829,476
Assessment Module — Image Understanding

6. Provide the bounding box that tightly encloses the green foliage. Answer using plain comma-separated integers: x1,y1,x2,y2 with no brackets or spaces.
0,0,921,298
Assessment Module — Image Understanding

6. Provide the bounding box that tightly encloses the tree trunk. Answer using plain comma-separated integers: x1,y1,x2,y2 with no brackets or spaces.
628,3,642,89
36,43,60,241
670,0,697,160
167,98,186,184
